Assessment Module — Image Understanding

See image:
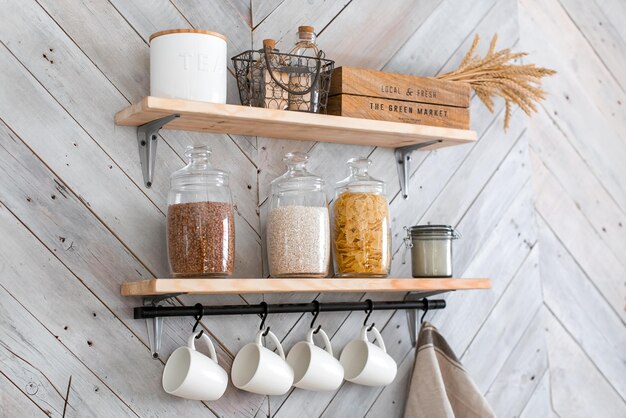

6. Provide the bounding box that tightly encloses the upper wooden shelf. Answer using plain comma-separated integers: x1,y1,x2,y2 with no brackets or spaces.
120,278,491,297
115,96,477,149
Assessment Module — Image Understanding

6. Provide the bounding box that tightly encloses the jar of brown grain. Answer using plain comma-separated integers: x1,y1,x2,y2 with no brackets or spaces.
167,146,235,277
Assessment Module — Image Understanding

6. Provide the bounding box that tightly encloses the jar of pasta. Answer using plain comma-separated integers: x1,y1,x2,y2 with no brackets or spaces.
332,157,391,277
267,152,330,277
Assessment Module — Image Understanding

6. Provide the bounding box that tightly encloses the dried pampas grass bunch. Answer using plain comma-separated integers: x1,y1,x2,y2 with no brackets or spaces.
437,34,556,130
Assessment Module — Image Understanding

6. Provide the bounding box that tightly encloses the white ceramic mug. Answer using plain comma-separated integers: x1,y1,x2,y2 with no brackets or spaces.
162,332,228,400
340,326,397,387
287,328,344,391
231,329,294,395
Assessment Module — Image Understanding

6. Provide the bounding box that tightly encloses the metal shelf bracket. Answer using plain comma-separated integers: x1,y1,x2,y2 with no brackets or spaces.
142,293,182,359
136,114,180,188
404,291,447,346
395,140,442,199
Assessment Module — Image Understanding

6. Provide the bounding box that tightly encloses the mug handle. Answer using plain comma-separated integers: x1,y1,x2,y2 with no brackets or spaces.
306,328,333,357
360,325,387,353
255,329,286,360
188,332,218,365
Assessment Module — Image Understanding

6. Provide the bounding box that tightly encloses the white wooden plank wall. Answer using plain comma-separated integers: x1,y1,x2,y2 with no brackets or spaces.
519,0,626,416
0,0,620,417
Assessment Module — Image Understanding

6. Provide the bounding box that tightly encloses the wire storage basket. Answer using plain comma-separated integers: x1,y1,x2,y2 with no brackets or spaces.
232,48,334,113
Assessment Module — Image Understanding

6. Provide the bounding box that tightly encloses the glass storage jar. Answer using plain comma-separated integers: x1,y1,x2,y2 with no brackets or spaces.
404,225,460,278
267,152,330,277
332,157,391,277
167,146,235,277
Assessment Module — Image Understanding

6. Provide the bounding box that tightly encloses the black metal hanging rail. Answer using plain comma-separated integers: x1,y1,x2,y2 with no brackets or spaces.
134,298,446,319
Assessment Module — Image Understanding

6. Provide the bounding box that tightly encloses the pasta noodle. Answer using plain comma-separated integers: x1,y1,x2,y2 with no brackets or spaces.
332,192,391,276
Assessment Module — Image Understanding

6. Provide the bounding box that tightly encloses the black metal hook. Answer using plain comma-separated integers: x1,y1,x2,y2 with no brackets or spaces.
363,299,375,332
420,298,430,324
259,301,270,336
192,303,204,339
310,300,322,334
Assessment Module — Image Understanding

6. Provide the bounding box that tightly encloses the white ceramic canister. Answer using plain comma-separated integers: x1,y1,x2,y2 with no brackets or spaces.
150,29,227,103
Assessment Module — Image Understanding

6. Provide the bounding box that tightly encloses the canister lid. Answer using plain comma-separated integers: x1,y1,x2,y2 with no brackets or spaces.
298,26,315,33
409,225,459,238
149,29,227,42
170,146,229,188
270,152,325,193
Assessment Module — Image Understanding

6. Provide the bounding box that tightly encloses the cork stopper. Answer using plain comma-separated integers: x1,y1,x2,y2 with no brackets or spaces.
263,38,277,49
298,26,315,33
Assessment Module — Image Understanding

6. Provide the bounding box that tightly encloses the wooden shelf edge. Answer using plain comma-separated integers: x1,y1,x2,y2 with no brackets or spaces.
114,96,477,148
120,278,492,297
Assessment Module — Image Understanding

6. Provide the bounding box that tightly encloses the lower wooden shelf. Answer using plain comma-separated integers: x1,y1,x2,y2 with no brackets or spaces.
120,278,491,297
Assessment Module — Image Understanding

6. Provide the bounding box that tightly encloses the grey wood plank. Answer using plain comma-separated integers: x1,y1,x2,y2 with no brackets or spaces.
0,372,49,417
460,247,543,392
431,182,536,353
226,0,253,28
559,0,626,91
253,0,353,49
385,0,501,75
314,0,442,69
530,110,626,268
519,0,626,212
0,202,217,416
520,0,626,128
538,217,626,399
594,0,626,43
0,287,137,418
251,0,286,28
543,306,626,417
532,148,626,322
108,0,192,39
518,369,558,418
484,306,549,417
171,0,252,56
436,0,518,75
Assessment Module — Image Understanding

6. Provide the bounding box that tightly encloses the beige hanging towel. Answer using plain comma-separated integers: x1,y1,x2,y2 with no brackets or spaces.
404,322,495,418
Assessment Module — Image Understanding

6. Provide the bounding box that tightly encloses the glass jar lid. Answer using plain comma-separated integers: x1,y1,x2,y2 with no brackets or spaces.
335,157,385,194
270,152,324,193
408,225,460,239
170,146,228,188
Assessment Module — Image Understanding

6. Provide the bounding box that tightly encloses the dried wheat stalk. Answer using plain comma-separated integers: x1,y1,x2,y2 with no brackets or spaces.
437,34,556,130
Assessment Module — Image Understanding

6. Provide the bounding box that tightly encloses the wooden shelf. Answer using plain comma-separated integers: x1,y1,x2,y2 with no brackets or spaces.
120,278,491,297
115,96,477,149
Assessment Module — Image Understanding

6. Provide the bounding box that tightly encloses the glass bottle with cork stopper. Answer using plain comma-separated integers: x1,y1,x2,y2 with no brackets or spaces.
332,157,391,277
288,25,321,112
262,38,289,109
